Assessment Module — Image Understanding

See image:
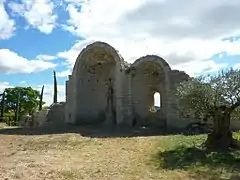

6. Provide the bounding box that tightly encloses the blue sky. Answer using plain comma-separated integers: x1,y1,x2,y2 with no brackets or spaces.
0,0,240,105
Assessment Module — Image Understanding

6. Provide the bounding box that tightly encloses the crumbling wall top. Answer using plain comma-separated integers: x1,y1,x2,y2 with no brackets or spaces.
131,55,171,71
170,69,190,85
71,41,125,77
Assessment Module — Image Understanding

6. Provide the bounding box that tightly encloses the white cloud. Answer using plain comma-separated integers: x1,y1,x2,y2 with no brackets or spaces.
20,80,26,84
59,0,240,77
172,59,228,77
8,0,57,34
0,82,12,93
36,54,57,61
57,39,95,67
233,63,240,70
56,69,71,77
0,49,57,74
0,0,15,39
35,84,65,106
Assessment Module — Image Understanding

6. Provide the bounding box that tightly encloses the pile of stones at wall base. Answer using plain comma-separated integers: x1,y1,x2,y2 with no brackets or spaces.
20,102,65,128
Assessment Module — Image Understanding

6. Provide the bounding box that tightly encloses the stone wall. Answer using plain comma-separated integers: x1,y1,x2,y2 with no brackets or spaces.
66,41,125,125
21,109,49,128
21,103,66,128
34,110,49,127
46,102,65,125
130,55,172,127
76,64,115,123
120,68,133,125
169,70,191,119
65,41,193,128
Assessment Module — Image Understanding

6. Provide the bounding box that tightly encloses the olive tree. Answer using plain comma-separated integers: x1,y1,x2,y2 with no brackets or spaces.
177,68,240,149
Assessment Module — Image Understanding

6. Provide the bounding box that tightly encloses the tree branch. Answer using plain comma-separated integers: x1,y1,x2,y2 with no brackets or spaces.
203,106,215,121
229,99,240,113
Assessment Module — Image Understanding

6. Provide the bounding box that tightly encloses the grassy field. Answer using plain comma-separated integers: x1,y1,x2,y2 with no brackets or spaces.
0,126,239,180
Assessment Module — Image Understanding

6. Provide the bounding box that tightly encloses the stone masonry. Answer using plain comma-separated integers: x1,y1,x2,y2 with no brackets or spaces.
65,41,190,128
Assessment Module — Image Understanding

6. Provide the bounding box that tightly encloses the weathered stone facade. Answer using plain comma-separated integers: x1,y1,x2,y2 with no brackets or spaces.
65,41,190,128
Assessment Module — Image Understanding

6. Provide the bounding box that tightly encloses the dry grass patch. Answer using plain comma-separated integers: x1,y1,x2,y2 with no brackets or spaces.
0,127,240,180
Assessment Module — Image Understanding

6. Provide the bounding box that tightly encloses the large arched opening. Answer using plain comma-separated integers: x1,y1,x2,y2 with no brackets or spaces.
131,55,170,127
72,42,122,124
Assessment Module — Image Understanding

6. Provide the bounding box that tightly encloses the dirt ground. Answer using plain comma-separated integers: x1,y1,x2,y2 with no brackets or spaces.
0,126,239,180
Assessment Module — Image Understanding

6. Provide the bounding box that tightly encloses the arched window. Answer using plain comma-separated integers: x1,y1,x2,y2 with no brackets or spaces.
149,92,161,113
154,92,161,108
153,92,161,110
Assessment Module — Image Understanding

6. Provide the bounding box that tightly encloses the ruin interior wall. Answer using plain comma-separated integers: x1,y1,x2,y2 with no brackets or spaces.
66,42,126,125
76,62,116,123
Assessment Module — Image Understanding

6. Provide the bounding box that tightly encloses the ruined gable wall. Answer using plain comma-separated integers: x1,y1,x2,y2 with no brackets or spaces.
66,41,126,124
130,55,171,127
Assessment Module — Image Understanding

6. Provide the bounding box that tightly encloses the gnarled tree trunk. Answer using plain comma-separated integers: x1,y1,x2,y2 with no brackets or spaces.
205,106,237,150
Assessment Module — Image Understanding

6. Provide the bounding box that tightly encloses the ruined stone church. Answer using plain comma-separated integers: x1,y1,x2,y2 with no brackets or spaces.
65,41,190,128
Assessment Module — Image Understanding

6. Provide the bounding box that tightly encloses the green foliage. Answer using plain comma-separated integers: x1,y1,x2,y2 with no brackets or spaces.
53,71,58,103
4,86,45,123
177,77,213,118
232,108,240,121
177,68,240,118
1,111,16,125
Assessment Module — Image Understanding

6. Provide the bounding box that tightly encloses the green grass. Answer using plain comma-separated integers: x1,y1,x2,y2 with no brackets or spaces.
152,132,240,180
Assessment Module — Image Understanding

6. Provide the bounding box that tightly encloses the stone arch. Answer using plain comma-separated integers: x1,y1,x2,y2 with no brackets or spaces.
72,41,124,75
131,55,171,75
71,41,124,124
131,55,171,127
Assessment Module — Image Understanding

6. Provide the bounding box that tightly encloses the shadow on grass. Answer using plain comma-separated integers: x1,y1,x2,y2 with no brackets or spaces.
154,145,240,179
0,123,212,138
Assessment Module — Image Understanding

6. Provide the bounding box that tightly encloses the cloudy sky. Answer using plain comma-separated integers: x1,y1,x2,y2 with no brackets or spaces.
0,0,240,105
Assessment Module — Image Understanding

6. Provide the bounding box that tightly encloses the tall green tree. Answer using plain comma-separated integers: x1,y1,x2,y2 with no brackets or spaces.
39,85,44,111
4,86,44,120
53,71,58,103
177,68,240,150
